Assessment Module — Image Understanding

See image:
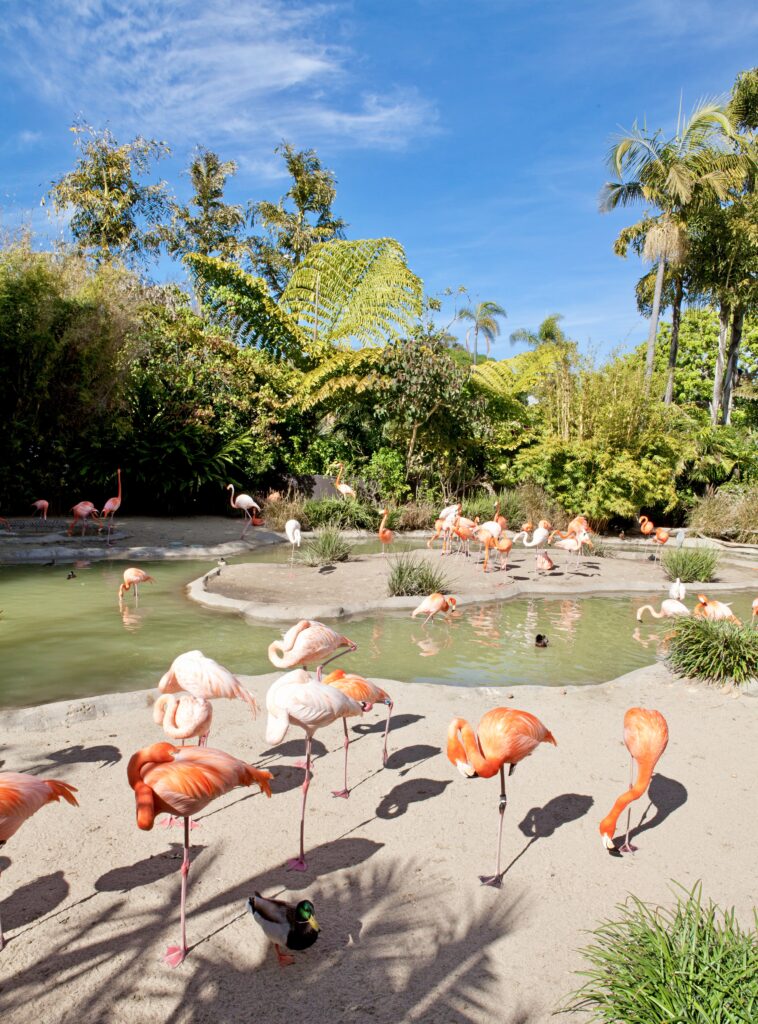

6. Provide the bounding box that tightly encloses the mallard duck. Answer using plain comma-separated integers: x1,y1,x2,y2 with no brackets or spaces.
535,634,549,648
246,892,320,966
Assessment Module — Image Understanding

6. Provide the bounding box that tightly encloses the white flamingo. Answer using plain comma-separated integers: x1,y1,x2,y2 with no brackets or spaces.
669,578,686,602
158,650,259,730
636,599,690,621
285,519,302,566
226,484,261,537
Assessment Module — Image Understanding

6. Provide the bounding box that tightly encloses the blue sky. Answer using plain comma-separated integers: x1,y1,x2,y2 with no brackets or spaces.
2,0,756,358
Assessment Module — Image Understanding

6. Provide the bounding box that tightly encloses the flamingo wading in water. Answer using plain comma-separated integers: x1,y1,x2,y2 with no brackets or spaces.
599,707,668,854
636,599,689,621
411,593,457,624
265,669,363,870
128,742,272,967
0,772,78,950
226,484,261,537
119,567,155,603
693,594,741,623
268,621,357,680
447,708,556,886
323,669,394,794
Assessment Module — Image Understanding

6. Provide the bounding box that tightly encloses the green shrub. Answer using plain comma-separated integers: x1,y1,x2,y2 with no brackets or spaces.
364,447,411,503
303,497,378,530
262,497,309,531
387,552,453,597
666,617,758,686
661,548,720,583
297,527,352,566
688,485,758,544
461,484,566,529
565,884,758,1023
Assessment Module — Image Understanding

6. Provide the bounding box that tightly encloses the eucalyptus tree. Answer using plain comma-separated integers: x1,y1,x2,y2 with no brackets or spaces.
167,149,246,259
47,122,172,267
457,300,507,365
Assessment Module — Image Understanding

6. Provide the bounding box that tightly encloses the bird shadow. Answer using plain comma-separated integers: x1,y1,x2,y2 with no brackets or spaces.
0,870,69,931
94,845,209,893
627,774,688,845
26,744,122,773
385,744,440,772
376,778,451,820
351,712,424,737
259,738,328,760
492,793,595,879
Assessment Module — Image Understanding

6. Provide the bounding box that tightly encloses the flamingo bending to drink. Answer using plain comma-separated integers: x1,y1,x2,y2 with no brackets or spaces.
31,499,49,520
323,669,393,794
411,593,457,623
268,621,357,680
68,501,99,536
118,567,155,602
636,599,689,621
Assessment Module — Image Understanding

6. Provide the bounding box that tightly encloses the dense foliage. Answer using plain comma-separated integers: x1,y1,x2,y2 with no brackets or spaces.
667,618,758,686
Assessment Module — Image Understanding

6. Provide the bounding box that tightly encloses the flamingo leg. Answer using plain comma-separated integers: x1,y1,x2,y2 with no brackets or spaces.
381,700,393,766
619,754,638,854
480,764,515,887
332,719,351,799
287,735,312,871
164,817,191,967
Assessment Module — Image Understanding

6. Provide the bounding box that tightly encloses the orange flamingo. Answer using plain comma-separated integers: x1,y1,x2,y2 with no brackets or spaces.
158,650,259,727
411,592,457,623
496,534,514,573
378,509,394,554
452,515,478,556
549,515,589,543
68,500,99,536
118,567,155,602
599,707,668,854
0,772,78,950
473,525,499,572
693,594,741,623
99,468,122,525
265,669,363,870
652,526,670,561
493,501,508,531
447,708,556,886
333,463,356,499
752,597,758,622
128,742,272,966
31,499,49,520
323,669,393,793
226,484,261,537
268,621,357,679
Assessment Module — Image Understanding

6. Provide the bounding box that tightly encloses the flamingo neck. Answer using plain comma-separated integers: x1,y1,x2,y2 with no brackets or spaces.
599,757,655,839
447,719,501,778
379,511,389,531
228,485,236,509
335,464,343,486
116,468,122,501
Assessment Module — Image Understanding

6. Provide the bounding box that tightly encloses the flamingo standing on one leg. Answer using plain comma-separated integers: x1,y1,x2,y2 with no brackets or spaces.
447,708,557,886
31,500,49,520
118,567,155,603
265,669,363,871
600,707,668,854
68,501,99,536
158,650,260,738
411,593,457,624
333,463,357,499
636,599,689,621
128,742,272,966
153,694,213,743
323,669,393,794
652,527,670,562
226,484,261,537
378,509,394,555
268,621,357,680
285,519,301,568
0,773,78,950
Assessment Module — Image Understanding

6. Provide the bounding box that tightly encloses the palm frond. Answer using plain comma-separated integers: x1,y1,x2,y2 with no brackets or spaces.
599,181,647,212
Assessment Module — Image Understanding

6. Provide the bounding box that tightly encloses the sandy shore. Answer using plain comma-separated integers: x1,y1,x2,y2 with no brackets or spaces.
0,665,755,1023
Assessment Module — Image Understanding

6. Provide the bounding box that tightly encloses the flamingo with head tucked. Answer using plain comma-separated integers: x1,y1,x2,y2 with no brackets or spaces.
323,669,393,793
285,519,301,568
31,500,49,521
447,708,556,886
153,694,213,744
268,621,357,680
693,594,741,624
158,650,259,728
128,742,272,966
226,484,261,537
669,578,686,602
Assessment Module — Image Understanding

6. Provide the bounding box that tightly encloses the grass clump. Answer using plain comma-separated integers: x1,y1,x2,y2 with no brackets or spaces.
296,527,352,567
666,617,758,687
565,883,758,1023
661,547,720,583
395,500,437,530
262,497,309,531
303,497,378,530
688,484,758,544
387,552,453,597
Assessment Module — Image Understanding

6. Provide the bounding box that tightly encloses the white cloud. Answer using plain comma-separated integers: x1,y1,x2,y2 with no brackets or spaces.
2,0,437,154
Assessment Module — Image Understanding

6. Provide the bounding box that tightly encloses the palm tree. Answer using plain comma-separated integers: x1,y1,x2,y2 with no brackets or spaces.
457,300,507,365
600,99,740,394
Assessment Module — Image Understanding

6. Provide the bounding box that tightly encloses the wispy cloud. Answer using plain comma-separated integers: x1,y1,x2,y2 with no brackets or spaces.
2,0,437,154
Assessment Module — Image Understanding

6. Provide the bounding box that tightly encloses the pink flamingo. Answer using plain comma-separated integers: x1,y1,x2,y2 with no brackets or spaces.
268,621,357,680
752,597,758,622
128,742,272,967
99,468,122,535
551,530,593,571
0,773,79,950
118,567,155,602
153,693,213,743
158,650,259,731
333,463,357,499
226,484,261,537
535,550,555,574
636,599,689,621
378,509,394,554
31,500,49,520
427,504,460,551
323,669,394,794
411,592,457,624
265,669,363,871
68,501,99,536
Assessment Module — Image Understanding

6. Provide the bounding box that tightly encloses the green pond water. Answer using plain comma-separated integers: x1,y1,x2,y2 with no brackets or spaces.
1,545,754,709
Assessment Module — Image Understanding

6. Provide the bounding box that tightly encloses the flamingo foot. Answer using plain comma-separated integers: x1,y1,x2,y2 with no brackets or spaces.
619,841,638,854
160,815,178,828
189,819,202,830
286,856,308,872
331,788,350,799
163,944,187,968
479,873,504,888
294,760,312,772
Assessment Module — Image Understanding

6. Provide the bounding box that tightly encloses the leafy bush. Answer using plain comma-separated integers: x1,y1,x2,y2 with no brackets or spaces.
666,617,758,686
386,552,453,597
565,884,758,1023
661,548,720,583
303,497,378,530
297,527,352,566
688,485,758,544
364,447,411,503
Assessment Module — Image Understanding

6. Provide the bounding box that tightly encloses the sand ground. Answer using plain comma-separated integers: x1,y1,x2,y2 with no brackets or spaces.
0,664,755,1024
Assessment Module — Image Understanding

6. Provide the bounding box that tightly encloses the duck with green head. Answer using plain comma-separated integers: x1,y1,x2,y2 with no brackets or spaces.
247,892,320,966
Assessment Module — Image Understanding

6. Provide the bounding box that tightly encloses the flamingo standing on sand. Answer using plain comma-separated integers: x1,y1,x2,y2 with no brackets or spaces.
153,694,213,744
323,669,393,793
535,551,555,574
333,463,356,499
427,504,461,552
99,468,122,528
493,501,508,531
693,594,741,623
0,772,78,950
68,501,99,536
447,708,556,886
268,621,357,680
549,515,589,543
118,567,155,602
265,669,363,870
452,516,478,556
599,707,668,854
31,500,49,520
669,578,686,601
128,742,272,966
521,519,552,570
636,599,689,621
158,650,260,735
411,593,457,624
285,519,301,566
551,530,593,571
652,527,670,561
378,509,394,554
226,484,261,537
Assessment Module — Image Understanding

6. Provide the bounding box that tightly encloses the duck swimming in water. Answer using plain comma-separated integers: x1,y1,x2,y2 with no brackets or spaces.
535,634,549,648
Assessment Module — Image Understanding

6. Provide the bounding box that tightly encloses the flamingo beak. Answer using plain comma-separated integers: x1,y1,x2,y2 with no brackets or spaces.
601,833,615,850
456,760,476,778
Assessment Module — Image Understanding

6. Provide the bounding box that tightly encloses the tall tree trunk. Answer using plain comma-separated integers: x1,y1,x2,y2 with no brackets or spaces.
644,260,666,389
663,274,684,405
721,307,743,425
710,302,730,425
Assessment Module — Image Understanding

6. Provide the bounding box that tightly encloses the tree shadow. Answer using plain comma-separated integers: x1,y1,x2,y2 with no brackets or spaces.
376,778,451,820
26,744,122,773
0,870,69,930
628,774,688,845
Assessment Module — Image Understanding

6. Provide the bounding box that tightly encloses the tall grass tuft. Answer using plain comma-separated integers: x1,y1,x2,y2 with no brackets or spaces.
297,527,352,567
666,617,758,687
565,884,758,1023
387,552,453,597
395,501,437,531
262,497,309,531
661,548,720,583
688,485,758,544
303,498,378,530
